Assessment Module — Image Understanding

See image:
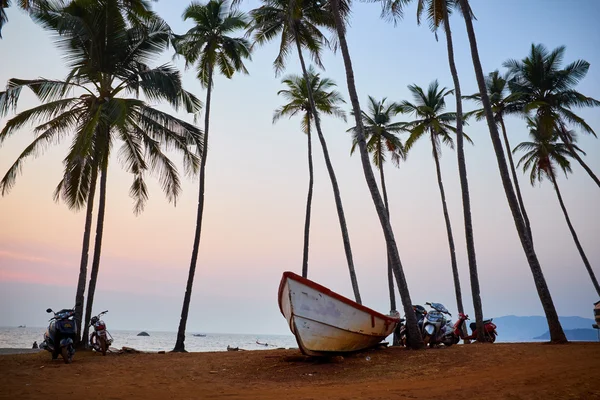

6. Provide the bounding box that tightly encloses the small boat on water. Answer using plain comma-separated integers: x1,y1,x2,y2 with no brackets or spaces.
192,334,206,337
278,271,400,356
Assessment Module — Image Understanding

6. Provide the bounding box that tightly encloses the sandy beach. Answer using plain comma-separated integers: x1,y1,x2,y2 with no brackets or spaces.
1,343,598,399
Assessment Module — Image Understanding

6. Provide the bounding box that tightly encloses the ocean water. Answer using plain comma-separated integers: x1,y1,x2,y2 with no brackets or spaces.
0,327,299,352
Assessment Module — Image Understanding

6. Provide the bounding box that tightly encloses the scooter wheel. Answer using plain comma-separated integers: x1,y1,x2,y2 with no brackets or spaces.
61,347,72,364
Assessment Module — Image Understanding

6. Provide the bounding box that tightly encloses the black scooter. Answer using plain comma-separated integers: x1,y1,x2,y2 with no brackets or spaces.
39,305,78,364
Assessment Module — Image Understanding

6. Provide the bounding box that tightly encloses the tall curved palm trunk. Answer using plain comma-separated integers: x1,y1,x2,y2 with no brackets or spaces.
499,117,533,241
430,132,468,333
377,149,395,313
330,0,422,349
441,7,482,340
173,67,214,353
74,166,98,346
82,162,109,347
549,170,600,296
458,0,566,342
377,148,400,345
301,115,314,278
294,37,361,304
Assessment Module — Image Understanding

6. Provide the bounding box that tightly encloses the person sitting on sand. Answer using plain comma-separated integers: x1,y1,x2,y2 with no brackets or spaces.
32,341,38,349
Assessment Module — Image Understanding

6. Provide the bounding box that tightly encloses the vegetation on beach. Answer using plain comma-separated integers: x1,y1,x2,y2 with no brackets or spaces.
1,0,599,350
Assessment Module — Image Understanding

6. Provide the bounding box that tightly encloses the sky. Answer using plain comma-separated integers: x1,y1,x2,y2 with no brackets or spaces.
0,0,599,336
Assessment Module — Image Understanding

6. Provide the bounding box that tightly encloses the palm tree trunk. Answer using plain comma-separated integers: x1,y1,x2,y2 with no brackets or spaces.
173,67,213,352
331,0,423,349
458,0,566,343
550,170,600,296
430,134,466,329
442,8,480,341
301,114,314,278
81,163,108,348
378,149,395,313
378,147,399,346
557,129,600,189
294,37,361,304
74,165,98,347
499,117,533,241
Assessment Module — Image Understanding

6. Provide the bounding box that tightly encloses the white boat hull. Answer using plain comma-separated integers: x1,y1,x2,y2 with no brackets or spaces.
278,271,399,356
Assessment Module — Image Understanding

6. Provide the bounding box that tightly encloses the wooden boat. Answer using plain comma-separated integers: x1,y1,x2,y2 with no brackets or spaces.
278,271,400,356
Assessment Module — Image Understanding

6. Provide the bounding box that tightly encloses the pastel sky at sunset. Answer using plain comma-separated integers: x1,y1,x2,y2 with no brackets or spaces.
0,0,599,335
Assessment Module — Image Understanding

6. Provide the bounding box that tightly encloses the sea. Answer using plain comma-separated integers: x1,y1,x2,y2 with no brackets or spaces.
0,327,299,352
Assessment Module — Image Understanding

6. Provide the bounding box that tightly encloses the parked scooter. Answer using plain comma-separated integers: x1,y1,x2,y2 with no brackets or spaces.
39,305,78,363
453,313,498,343
89,310,113,355
421,302,454,347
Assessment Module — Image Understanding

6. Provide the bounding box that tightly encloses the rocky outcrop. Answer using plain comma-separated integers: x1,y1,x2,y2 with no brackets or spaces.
137,331,150,337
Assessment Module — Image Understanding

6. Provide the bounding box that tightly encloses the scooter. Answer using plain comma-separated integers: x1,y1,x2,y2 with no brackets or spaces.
90,310,113,355
421,302,454,347
453,313,498,342
39,305,78,364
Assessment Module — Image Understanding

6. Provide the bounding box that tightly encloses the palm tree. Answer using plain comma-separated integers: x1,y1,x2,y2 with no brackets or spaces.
0,0,203,346
273,66,347,278
249,0,362,304
348,96,405,323
328,0,423,348
464,70,533,242
457,0,566,342
504,44,600,189
515,118,600,297
171,0,251,352
399,81,473,335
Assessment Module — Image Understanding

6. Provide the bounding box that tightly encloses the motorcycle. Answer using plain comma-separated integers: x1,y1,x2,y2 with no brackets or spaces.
89,310,113,355
39,305,78,364
421,302,454,347
453,313,498,343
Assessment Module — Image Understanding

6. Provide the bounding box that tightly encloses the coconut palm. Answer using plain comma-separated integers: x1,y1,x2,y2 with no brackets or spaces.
504,44,600,189
328,0,423,348
347,96,405,324
399,81,473,334
171,0,251,352
0,0,203,346
515,119,600,297
249,0,363,304
464,70,533,242
457,0,566,342
273,66,346,278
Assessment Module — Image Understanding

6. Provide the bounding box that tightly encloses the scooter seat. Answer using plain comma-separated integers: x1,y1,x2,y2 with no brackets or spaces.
470,320,493,332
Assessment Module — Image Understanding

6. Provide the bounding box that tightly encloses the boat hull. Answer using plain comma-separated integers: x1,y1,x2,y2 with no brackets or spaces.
278,271,399,356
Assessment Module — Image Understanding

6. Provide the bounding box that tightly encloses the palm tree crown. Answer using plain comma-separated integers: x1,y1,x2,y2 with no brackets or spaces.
515,118,582,185
174,0,251,87
348,96,406,168
0,1,202,213
400,80,471,151
248,0,345,75
504,43,600,138
273,65,346,130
